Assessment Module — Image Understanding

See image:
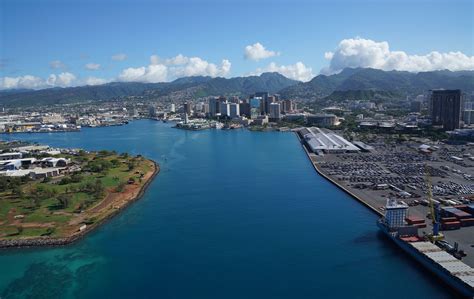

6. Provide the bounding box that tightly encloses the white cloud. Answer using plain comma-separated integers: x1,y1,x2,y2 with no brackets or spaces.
170,57,231,78
118,55,231,83
321,37,474,74
85,63,101,70
118,65,168,83
49,60,66,70
165,54,189,66
0,75,46,90
46,72,77,87
84,77,109,86
111,53,127,61
150,55,160,65
0,72,84,90
244,43,280,61
250,62,314,82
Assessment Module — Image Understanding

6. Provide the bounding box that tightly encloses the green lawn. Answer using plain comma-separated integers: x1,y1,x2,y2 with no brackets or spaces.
0,153,153,239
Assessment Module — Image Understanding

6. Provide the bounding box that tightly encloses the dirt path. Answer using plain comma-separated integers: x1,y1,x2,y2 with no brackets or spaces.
69,160,157,226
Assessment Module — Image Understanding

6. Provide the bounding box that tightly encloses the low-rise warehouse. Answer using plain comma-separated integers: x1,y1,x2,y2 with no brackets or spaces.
299,127,360,154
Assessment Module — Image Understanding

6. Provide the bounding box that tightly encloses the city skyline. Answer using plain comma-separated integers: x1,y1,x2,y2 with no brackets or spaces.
1,0,473,90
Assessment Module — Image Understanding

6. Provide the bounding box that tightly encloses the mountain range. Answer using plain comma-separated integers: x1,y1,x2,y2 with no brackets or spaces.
0,73,297,107
278,68,474,99
0,68,473,107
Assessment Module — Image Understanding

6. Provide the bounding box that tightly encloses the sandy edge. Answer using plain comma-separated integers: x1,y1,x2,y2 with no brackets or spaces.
0,159,160,249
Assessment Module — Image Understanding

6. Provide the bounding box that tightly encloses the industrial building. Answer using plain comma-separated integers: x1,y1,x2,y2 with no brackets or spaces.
299,127,360,154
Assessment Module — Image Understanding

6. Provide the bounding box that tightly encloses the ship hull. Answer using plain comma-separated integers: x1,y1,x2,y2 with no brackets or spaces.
378,221,474,298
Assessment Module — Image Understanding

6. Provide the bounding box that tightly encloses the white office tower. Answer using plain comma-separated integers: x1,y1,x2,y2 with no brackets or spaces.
220,102,230,117
384,199,408,229
170,104,176,113
269,102,281,120
229,103,240,118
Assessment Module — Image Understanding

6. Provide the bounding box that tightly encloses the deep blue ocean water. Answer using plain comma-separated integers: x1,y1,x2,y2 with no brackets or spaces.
0,120,456,298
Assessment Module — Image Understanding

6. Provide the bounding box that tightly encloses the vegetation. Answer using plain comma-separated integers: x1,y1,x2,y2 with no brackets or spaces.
0,152,154,240
279,68,474,99
0,72,298,107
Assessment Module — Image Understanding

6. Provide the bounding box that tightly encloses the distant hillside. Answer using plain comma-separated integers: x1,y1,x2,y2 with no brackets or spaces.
0,72,298,107
279,68,474,99
322,90,400,102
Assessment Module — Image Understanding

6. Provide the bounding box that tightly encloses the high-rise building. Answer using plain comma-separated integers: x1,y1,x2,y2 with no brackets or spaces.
170,103,176,113
255,92,269,114
410,101,422,113
209,97,219,117
239,102,250,117
183,102,192,115
195,102,204,113
463,110,474,125
203,103,209,114
282,99,294,113
220,102,230,117
269,102,281,120
264,96,275,115
430,90,462,130
229,103,240,118
148,105,157,118
250,97,262,119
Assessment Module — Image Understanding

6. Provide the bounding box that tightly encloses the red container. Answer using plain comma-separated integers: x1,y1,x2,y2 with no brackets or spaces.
441,217,457,223
454,204,468,210
442,221,461,230
460,218,474,227
405,216,425,224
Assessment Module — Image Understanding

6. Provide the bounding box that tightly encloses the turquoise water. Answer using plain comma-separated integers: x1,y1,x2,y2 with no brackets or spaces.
0,120,456,298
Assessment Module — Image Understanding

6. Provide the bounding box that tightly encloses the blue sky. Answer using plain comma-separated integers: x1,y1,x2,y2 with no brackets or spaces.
0,0,473,89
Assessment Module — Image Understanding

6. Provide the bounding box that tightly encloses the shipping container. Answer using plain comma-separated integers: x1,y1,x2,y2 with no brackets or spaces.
413,223,427,228
441,217,457,223
441,221,461,230
459,218,474,227
441,207,472,219
405,216,425,225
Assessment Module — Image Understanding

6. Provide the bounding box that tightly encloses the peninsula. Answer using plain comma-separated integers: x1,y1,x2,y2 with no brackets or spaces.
0,144,158,248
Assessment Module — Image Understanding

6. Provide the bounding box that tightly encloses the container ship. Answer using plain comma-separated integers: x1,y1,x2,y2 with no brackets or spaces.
378,199,474,298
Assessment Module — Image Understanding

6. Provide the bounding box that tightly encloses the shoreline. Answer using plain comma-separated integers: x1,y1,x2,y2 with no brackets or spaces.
0,159,160,249
295,132,383,217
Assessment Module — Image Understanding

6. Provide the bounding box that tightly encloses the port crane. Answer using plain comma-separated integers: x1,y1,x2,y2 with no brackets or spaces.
424,164,444,242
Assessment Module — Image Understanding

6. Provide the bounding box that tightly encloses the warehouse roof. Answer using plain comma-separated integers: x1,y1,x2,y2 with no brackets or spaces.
303,127,360,152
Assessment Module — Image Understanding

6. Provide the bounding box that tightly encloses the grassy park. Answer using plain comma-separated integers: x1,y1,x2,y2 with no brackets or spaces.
0,150,157,241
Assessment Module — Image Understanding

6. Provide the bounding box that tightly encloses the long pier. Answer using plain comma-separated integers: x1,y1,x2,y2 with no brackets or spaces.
295,132,382,216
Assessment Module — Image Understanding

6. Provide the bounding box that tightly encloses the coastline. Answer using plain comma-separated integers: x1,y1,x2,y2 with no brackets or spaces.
0,159,160,249
295,132,383,217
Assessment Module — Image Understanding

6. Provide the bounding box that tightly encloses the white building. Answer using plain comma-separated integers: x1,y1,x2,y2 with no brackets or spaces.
300,127,360,153
170,104,176,113
220,102,230,117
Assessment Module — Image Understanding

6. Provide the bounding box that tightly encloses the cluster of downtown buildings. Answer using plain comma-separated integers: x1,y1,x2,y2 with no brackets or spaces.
182,92,301,125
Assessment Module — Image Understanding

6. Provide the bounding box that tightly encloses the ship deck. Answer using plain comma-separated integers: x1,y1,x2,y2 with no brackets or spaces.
409,241,474,290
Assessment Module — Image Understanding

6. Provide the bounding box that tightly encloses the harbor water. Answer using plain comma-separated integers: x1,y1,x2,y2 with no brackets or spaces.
0,120,456,298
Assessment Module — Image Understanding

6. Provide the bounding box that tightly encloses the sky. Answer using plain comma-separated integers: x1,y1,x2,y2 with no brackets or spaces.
0,0,473,89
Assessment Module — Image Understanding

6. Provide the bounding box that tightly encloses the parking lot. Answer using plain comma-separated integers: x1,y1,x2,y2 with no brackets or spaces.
313,142,474,267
